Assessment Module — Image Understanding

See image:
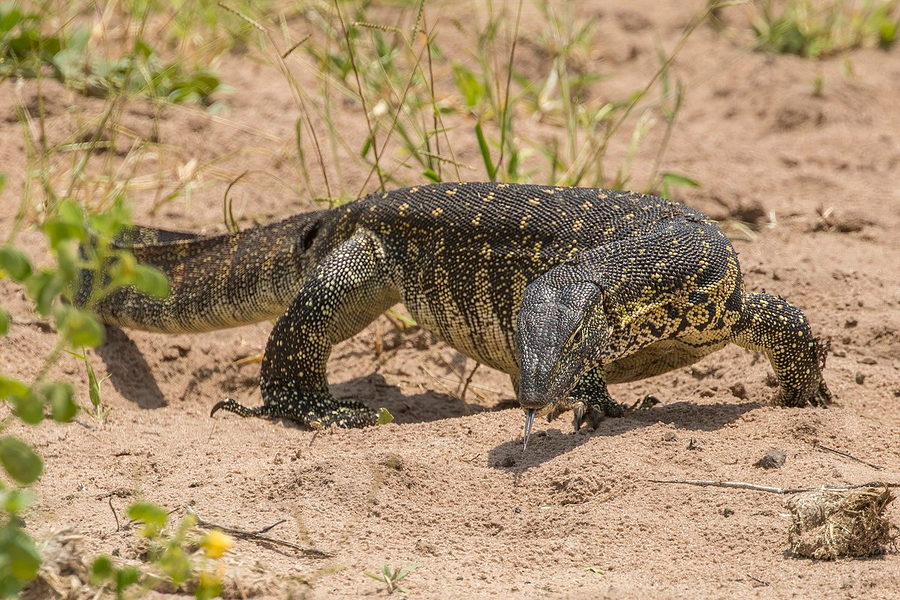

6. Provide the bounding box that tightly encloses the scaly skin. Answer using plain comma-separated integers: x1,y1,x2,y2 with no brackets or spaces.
81,182,832,430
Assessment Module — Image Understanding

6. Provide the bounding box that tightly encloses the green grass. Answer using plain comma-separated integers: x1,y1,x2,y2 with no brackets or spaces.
746,0,900,58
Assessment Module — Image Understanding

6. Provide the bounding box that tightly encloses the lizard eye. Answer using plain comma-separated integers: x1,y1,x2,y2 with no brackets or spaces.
569,325,584,347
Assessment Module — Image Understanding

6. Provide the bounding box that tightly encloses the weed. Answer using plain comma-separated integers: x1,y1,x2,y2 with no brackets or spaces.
747,0,900,58
365,563,418,594
91,505,233,599
0,2,225,106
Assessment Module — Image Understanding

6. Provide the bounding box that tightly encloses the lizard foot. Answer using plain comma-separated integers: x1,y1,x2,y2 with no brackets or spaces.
547,395,626,432
779,379,833,408
626,394,662,411
211,391,377,428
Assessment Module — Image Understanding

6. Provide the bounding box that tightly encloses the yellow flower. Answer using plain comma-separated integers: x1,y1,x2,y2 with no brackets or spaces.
201,530,233,559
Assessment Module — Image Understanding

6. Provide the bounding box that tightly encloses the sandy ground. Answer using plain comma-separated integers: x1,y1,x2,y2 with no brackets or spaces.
2,0,900,598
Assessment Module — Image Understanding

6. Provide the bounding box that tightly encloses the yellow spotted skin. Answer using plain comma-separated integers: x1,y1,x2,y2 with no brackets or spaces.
83,182,831,428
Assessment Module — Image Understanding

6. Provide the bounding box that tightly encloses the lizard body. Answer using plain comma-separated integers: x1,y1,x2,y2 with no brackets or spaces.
84,182,831,430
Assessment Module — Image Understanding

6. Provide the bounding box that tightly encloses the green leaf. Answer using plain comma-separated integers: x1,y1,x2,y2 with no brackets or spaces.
0,376,28,399
41,382,77,423
127,502,168,537
0,489,34,515
43,200,85,249
115,566,140,593
160,545,191,584
0,246,32,281
376,407,394,425
25,271,64,316
56,306,105,348
54,240,78,285
422,168,441,183
11,391,44,425
91,555,113,581
661,172,701,188
86,360,101,410
0,437,43,484
132,265,170,298
0,306,8,336
474,122,496,182
0,524,41,583
196,576,223,600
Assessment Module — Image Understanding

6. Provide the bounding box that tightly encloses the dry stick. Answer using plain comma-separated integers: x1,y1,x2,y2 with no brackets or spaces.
814,442,884,471
493,0,524,178
334,0,385,192
108,497,120,532
218,2,331,198
357,29,431,196
423,12,442,180
459,361,481,403
186,507,330,558
649,479,900,495
567,1,724,186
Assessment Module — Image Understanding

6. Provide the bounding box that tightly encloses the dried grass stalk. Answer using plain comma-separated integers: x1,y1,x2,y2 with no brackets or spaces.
786,487,898,560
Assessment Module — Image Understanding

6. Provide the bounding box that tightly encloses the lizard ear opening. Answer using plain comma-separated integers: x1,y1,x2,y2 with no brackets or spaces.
301,218,322,252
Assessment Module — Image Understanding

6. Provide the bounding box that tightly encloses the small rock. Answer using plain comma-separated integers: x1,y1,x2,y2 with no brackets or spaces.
844,318,858,328
722,507,735,518
729,382,748,400
754,449,786,470
859,357,877,365
855,372,866,385
698,388,715,398
663,431,677,442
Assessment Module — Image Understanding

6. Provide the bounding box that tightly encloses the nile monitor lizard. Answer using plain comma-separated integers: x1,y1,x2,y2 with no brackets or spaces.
80,182,832,440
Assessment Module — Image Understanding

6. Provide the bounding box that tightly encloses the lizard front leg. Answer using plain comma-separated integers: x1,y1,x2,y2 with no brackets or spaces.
212,231,400,428
546,368,625,430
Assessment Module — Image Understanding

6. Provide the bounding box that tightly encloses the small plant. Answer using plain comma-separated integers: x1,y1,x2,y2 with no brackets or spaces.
365,563,418,594
0,3,224,106
747,0,900,58
91,504,233,599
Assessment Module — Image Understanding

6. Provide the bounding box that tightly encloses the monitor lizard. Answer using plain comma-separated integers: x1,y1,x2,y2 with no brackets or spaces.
79,182,832,442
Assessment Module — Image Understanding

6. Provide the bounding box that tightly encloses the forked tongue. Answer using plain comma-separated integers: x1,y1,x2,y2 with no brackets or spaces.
523,409,536,451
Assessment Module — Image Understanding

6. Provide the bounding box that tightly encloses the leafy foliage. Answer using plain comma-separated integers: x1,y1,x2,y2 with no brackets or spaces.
0,2,223,105
92,507,232,599
748,0,900,58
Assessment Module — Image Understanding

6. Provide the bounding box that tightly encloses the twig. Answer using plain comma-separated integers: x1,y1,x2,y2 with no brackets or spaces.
648,479,900,495
746,574,770,587
460,362,481,403
186,507,330,558
813,442,884,471
108,497,120,532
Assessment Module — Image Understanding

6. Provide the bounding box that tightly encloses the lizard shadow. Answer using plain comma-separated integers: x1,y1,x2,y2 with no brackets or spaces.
331,373,485,424
93,326,168,409
487,400,763,471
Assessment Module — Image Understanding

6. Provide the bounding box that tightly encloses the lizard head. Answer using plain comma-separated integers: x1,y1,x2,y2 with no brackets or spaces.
515,276,609,447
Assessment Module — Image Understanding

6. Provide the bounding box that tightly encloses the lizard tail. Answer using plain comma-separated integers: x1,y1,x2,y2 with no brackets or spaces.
77,210,337,333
